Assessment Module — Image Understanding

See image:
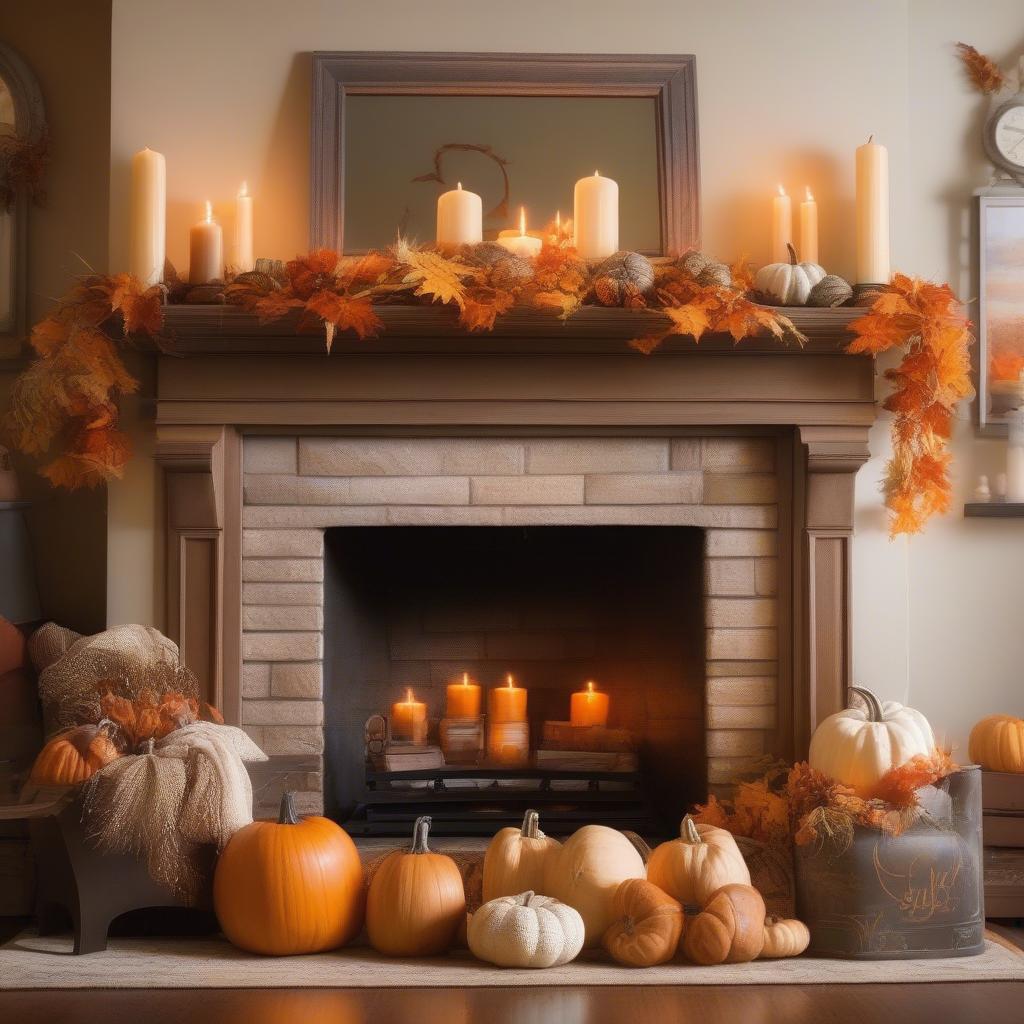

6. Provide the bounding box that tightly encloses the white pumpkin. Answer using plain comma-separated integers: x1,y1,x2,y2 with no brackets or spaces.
809,686,935,795
467,891,585,968
754,243,826,305
482,809,561,904
542,824,647,947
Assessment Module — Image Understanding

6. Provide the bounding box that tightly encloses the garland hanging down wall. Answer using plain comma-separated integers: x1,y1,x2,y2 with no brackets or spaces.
1,238,973,536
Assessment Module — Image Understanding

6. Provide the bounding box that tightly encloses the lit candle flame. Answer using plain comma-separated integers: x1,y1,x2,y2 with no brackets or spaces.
555,210,561,231
805,186,814,202
594,170,600,177
462,672,469,687
518,206,526,237
405,687,414,704
457,181,463,190
204,200,213,223
777,184,786,197
238,181,248,199
506,673,515,688
586,680,596,695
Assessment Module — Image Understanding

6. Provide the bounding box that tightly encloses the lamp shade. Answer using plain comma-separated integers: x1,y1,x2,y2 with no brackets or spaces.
0,501,41,624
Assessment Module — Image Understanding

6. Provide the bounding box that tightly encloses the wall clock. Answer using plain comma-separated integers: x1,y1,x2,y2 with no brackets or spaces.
985,95,1024,185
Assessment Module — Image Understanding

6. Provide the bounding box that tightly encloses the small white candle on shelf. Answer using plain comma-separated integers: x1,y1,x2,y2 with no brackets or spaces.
573,171,618,260
771,185,792,264
129,147,166,286
799,187,819,264
855,135,890,285
497,206,543,259
232,181,254,273
436,181,483,248
188,200,223,284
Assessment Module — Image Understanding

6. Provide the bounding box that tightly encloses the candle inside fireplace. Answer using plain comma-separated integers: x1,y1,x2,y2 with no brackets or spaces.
391,687,427,743
436,181,483,248
129,147,166,286
771,185,792,264
570,680,610,728
188,200,223,284
446,672,482,718
573,170,618,260
489,673,528,723
497,207,543,258
232,181,255,273
799,187,819,264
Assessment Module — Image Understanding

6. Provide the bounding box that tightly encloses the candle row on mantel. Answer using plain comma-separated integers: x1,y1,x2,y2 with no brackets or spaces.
436,171,618,260
128,146,255,286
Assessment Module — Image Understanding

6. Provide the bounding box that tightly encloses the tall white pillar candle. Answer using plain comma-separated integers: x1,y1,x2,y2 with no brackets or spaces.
573,171,618,260
855,135,890,284
436,182,482,248
189,201,223,284
232,181,254,273
129,147,166,286
799,187,819,264
771,185,792,264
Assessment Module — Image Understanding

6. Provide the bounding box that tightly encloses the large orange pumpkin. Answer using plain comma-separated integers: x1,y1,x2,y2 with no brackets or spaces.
602,878,684,967
213,792,364,956
366,815,466,956
969,714,1024,773
29,724,120,785
681,883,765,965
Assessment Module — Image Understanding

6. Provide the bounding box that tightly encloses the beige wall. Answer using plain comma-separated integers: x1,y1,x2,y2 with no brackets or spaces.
99,0,1024,753
0,0,111,634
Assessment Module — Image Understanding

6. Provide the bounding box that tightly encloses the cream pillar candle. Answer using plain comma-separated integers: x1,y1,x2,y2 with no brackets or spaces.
573,171,618,260
436,182,482,248
497,206,542,259
771,185,793,264
855,135,890,284
128,147,166,286
799,187,819,264
232,181,254,273
189,201,223,284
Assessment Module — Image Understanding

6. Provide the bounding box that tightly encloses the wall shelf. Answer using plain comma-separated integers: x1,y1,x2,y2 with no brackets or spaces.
964,502,1024,518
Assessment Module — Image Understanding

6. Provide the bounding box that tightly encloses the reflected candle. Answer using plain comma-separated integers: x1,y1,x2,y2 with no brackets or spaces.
391,687,427,743
489,673,528,723
188,200,223,284
446,672,482,718
570,680,610,728
573,170,618,260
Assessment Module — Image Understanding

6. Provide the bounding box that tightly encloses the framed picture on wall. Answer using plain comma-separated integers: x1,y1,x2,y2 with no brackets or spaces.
979,192,1024,432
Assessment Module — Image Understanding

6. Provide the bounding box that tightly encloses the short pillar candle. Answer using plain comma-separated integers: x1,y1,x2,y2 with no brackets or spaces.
573,170,618,260
489,673,528,723
446,672,482,718
570,680,610,728
436,182,483,248
189,200,223,284
391,687,428,744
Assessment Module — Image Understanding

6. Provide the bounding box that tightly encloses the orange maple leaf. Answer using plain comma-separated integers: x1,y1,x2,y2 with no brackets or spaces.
286,249,341,298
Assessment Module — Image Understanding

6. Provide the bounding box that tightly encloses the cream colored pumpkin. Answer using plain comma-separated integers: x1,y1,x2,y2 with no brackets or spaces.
809,686,935,795
543,824,646,947
647,815,750,907
754,243,826,305
759,916,810,959
482,809,561,903
467,891,584,968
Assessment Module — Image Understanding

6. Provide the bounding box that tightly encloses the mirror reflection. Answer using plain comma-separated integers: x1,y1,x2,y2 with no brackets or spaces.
0,73,15,333
343,95,661,253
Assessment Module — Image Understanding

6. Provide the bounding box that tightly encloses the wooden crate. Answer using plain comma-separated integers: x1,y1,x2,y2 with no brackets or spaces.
982,770,1024,917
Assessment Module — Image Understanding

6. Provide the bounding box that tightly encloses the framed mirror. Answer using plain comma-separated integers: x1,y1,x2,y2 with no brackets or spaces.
0,43,46,357
311,52,699,256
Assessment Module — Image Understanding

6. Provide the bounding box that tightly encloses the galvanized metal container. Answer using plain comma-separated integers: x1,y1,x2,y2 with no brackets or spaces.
795,765,984,959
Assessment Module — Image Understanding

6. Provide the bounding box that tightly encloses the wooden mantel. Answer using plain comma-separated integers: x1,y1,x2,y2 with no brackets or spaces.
152,303,875,758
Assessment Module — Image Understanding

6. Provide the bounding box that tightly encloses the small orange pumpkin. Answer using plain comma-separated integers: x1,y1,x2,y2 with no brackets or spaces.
681,883,765,965
969,714,1024,773
647,815,750,908
213,792,365,956
602,878,684,967
760,915,810,958
29,724,120,785
366,815,466,956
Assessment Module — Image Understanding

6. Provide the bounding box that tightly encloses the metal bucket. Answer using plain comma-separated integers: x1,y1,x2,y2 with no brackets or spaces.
795,765,984,959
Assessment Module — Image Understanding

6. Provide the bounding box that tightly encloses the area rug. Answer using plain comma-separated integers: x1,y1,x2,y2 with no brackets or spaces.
0,931,1021,988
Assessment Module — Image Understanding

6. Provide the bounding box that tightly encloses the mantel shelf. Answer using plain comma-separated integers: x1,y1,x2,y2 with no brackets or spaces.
150,303,869,356
964,502,1024,518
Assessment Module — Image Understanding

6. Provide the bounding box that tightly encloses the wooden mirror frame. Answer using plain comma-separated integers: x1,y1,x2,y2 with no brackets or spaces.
311,52,699,256
0,42,46,356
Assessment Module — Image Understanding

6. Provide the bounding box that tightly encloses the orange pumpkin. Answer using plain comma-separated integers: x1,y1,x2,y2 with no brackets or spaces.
969,714,1024,773
213,792,364,956
602,878,684,967
29,724,120,785
366,815,466,956
647,815,750,908
681,883,765,965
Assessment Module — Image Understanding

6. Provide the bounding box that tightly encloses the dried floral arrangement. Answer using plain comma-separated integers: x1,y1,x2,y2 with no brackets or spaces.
1,238,973,535
695,749,958,855
956,42,1007,95
0,126,49,211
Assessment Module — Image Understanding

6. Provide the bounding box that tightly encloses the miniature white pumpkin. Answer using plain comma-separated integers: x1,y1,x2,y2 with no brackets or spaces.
467,891,585,968
754,243,826,305
808,686,935,795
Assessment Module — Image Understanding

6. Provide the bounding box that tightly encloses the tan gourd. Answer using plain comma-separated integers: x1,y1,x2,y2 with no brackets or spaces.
482,809,561,903
601,878,684,967
754,243,826,305
467,891,584,968
969,714,1024,773
647,815,750,907
681,883,766,965
543,824,646,947
759,915,810,959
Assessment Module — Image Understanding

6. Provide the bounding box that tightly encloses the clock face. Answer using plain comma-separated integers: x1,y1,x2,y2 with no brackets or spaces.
994,103,1024,169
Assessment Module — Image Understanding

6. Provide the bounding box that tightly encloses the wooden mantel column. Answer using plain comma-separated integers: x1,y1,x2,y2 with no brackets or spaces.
795,425,872,756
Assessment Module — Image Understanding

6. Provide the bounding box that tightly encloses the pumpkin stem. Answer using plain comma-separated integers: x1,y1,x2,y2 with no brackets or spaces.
278,791,300,825
850,686,884,723
786,242,798,266
521,809,541,839
681,814,703,844
411,815,432,854
145,737,155,756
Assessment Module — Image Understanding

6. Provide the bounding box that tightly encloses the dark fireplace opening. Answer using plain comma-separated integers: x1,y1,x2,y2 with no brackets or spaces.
323,526,706,837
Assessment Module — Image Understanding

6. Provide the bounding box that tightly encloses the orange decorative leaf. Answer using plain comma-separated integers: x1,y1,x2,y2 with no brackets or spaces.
956,42,1005,95
286,249,341,298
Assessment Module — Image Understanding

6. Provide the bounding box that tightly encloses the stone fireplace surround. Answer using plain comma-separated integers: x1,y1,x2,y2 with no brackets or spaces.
151,307,875,821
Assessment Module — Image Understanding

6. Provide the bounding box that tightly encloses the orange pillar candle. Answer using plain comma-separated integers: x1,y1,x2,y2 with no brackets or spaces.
570,680,610,728
189,200,223,283
489,673,528,723
446,672,482,718
391,687,427,743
